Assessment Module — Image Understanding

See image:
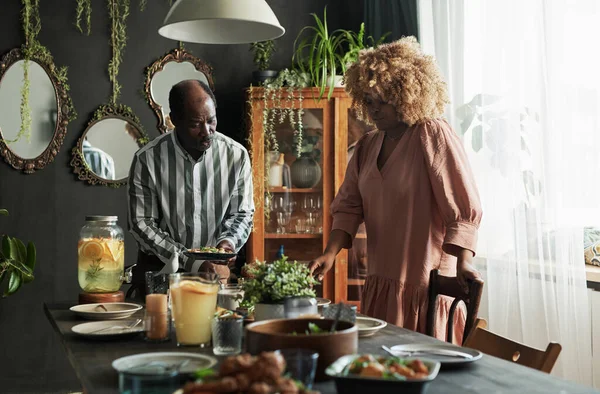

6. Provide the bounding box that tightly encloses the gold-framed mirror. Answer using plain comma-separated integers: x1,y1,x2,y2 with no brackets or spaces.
0,48,74,173
70,105,148,187
145,48,214,134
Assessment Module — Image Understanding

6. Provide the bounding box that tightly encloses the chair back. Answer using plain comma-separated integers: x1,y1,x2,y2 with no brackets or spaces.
463,318,562,373
426,269,484,344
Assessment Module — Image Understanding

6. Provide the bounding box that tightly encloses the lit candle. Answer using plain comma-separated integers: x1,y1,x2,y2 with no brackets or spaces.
146,294,168,313
145,294,169,341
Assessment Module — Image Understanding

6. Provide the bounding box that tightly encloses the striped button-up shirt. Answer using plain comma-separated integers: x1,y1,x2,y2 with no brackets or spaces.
127,131,254,271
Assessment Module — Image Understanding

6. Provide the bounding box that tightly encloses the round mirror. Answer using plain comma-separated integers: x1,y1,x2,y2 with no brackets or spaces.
71,106,148,187
0,48,73,173
83,118,142,180
145,48,214,133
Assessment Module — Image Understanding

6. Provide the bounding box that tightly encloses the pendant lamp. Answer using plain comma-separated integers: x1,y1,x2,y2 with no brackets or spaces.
158,0,285,44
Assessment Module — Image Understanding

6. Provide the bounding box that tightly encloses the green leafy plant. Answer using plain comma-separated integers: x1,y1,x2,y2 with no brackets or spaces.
75,0,92,35
293,6,348,101
340,22,390,68
108,0,131,105
0,209,36,297
250,40,276,71
240,256,318,309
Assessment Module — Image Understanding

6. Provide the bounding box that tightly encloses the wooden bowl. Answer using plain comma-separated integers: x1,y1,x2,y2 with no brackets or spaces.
245,318,358,381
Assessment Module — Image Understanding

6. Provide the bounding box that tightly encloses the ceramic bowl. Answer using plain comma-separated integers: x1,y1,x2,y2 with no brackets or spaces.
245,318,358,381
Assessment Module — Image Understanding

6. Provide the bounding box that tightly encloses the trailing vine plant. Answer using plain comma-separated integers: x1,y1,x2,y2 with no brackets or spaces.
247,70,309,221
4,0,77,144
76,0,145,35
75,0,92,35
108,0,130,105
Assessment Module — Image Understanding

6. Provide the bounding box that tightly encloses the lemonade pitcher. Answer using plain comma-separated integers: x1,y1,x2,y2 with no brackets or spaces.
78,216,128,294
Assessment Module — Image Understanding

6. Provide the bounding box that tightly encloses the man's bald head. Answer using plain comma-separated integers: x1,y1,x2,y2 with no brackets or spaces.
168,79,216,120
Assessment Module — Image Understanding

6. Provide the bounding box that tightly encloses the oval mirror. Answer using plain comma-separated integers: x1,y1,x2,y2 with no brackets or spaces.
145,48,214,133
0,48,74,173
71,106,148,187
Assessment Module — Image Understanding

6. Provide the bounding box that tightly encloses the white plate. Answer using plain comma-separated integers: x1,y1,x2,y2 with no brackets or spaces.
356,316,387,337
70,302,143,320
72,320,143,339
112,352,217,375
389,343,483,365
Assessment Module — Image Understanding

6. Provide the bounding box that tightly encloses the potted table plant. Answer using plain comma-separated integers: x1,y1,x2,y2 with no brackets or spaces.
0,209,36,297
250,40,277,86
240,256,319,321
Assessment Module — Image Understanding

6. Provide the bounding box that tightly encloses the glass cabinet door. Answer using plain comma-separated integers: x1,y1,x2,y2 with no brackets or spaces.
335,101,373,308
263,107,327,297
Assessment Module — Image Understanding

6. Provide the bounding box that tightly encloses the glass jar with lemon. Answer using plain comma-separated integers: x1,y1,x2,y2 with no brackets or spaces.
78,216,125,293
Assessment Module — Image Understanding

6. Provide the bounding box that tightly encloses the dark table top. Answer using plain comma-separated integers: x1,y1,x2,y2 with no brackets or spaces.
45,302,597,394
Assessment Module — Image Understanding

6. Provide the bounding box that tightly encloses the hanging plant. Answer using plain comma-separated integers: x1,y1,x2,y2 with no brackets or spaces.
108,0,131,105
75,0,92,35
247,70,309,222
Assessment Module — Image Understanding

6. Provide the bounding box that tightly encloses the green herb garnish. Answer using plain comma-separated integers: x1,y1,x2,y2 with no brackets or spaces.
194,368,216,380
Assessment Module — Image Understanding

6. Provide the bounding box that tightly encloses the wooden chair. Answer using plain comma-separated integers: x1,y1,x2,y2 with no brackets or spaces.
426,269,484,344
463,318,562,373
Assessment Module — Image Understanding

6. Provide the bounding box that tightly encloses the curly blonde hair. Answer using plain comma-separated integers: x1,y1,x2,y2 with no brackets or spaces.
344,36,449,127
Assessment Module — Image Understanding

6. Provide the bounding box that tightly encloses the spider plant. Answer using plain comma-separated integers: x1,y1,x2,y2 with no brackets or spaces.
293,6,348,101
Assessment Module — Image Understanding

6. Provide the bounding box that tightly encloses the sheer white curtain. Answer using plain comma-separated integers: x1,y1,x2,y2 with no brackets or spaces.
419,0,599,385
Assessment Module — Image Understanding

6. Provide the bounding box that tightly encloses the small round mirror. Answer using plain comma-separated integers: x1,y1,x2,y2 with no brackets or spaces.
71,106,148,187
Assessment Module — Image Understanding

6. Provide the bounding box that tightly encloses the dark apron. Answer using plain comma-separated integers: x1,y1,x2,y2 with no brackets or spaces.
127,250,183,300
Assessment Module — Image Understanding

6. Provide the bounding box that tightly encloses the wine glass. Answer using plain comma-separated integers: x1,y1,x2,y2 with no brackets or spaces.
273,195,293,233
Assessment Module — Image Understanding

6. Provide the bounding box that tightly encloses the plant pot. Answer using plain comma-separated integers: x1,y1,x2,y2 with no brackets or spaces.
253,70,278,86
254,303,285,321
291,157,322,188
326,75,344,87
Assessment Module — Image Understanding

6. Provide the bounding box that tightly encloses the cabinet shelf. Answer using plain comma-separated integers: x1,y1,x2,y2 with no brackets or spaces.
268,187,321,194
265,233,322,239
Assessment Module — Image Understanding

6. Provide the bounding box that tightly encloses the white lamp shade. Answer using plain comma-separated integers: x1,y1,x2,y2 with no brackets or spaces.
159,0,285,44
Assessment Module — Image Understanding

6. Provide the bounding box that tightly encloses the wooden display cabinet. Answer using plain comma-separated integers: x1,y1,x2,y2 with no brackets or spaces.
246,87,372,309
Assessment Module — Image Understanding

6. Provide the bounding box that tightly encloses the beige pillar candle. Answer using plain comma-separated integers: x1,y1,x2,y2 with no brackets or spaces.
146,294,168,313
145,294,169,340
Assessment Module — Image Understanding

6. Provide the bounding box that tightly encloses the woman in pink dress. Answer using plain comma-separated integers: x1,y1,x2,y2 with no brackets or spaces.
309,37,483,343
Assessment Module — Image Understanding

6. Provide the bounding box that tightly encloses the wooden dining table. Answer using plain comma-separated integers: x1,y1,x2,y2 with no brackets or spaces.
44,302,597,394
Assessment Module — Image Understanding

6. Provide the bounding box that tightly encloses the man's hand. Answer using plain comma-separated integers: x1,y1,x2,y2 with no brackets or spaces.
201,240,235,283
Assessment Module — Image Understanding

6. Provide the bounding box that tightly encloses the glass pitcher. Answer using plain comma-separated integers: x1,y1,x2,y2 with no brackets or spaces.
78,216,131,293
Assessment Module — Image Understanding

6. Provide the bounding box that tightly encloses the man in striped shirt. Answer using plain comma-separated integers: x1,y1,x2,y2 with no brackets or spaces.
127,80,254,295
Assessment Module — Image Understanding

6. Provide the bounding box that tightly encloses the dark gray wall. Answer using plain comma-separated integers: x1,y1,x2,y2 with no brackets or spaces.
0,0,364,392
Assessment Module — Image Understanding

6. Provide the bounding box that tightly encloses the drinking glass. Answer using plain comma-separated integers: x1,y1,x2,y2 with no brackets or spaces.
217,283,244,311
169,272,219,347
145,272,170,295
273,195,293,233
275,349,319,389
212,316,244,355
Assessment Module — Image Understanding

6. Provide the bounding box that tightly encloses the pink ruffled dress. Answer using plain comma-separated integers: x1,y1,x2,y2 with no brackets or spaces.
331,119,482,343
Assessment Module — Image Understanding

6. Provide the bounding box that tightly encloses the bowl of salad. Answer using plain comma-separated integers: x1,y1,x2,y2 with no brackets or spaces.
325,354,441,394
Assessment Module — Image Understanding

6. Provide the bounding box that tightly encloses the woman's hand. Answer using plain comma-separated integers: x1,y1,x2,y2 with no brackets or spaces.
456,249,481,292
308,252,336,281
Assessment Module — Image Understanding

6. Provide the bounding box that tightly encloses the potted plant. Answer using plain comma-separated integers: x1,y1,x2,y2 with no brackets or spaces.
293,6,349,100
250,40,277,85
0,209,36,297
240,256,319,321
340,22,390,69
